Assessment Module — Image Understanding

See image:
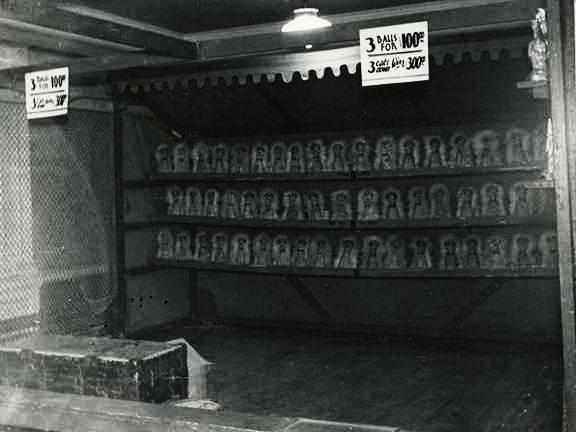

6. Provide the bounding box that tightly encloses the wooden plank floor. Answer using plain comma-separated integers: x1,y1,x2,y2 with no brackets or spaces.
144,324,563,432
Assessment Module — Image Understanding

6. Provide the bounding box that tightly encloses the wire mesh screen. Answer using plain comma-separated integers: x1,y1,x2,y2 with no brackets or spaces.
0,101,116,342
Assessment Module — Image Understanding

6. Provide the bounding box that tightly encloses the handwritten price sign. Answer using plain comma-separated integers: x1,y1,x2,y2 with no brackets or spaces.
360,22,429,87
25,67,69,119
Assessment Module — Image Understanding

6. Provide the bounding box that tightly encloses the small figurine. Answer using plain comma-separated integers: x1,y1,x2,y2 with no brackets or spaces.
382,187,405,220
484,236,508,269
174,231,193,260
221,189,240,219
310,235,332,268
272,235,291,266
305,190,329,221
539,231,558,268
334,237,359,269
211,232,229,264
230,142,251,174
259,189,279,220
438,235,460,270
306,139,327,172
350,137,372,171
185,186,202,216
532,122,550,163
251,141,269,174
191,141,210,173
384,235,407,269
166,186,185,216
287,142,305,173
155,143,173,173
506,128,532,165
240,190,258,219
423,135,447,168
409,237,433,270
429,184,452,219
473,130,503,167
292,237,311,267
398,136,421,169
281,190,305,221
230,233,251,265
270,141,288,173
328,139,349,172
361,236,385,269
374,135,397,170
331,190,352,221
194,231,212,263
528,8,548,82
357,188,380,221
203,189,220,218
531,187,554,216
456,185,480,218
211,142,229,173
156,229,174,259
448,132,475,168
172,142,190,173
253,233,272,267
462,235,483,269
481,183,506,217
408,186,430,219
511,233,535,269
509,182,533,217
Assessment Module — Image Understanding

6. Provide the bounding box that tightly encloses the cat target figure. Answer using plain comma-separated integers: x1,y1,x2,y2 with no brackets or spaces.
358,188,380,221
328,139,349,172
331,190,352,221
156,229,174,259
473,130,503,167
509,182,533,217
511,233,535,269
384,235,407,270
456,185,480,218
374,135,397,170
272,235,291,267
211,232,229,264
382,188,405,220
253,233,272,267
306,139,327,172
539,231,558,268
281,190,305,221
409,237,433,270
155,143,173,173
506,128,532,165
310,235,332,268
166,186,185,216
481,183,506,217
203,189,220,218
408,186,430,219
221,189,240,219
484,236,508,269
429,184,451,219
230,233,251,265
173,142,190,173
270,141,287,173
191,141,210,173
398,136,421,169
230,143,250,174
362,236,385,269
448,132,474,168
306,190,328,221
194,231,212,263
462,235,483,270
185,186,202,216
259,189,279,220
251,141,269,174
287,142,305,173
334,237,359,269
174,231,193,260
292,236,311,267
211,142,229,173
423,135,447,168
438,235,460,270
240,190,258,219
350,137,372,171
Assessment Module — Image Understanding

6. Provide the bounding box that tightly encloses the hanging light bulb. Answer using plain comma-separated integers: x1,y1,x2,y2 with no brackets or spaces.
281,1,332,33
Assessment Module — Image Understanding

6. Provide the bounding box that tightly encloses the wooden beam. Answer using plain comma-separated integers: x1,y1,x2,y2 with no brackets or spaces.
0,0,198,59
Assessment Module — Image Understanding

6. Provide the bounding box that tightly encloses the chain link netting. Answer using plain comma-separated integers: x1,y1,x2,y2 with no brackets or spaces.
0,101,116,342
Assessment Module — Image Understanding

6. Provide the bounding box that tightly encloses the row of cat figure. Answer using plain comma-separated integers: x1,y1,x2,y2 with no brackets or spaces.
156,230,557,270
155,126,546,175
165,182,549,221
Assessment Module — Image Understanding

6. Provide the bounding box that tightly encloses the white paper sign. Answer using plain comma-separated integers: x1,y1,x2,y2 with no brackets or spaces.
360,22,429,86
25,67,69,119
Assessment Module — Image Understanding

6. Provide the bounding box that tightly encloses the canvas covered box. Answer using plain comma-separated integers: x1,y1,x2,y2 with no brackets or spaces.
0,335,188,403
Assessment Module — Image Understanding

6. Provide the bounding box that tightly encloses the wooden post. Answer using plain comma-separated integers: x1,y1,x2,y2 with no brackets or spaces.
547,0,576,429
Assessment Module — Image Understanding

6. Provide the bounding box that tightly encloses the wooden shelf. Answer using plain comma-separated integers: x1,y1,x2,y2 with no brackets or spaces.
147,259,558,279
516,80,549,99
124,164,547,188
154,215,353,230
356,215,555,230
